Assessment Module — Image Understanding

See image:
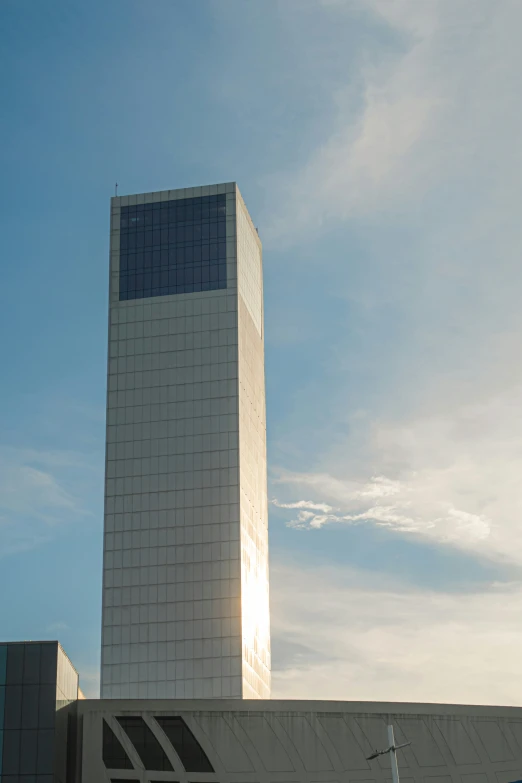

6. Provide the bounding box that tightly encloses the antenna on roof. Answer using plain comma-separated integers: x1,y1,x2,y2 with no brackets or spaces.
115,182,118,196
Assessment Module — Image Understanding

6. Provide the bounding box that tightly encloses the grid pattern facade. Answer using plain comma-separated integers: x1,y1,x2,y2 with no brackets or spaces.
119,195,227,301
101,182,270,700
0,642,78,782
236,193,270,698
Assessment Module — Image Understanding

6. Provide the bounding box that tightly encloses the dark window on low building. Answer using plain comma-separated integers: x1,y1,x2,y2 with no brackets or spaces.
117,716,173,771
155,716,214,772
103,719,134,770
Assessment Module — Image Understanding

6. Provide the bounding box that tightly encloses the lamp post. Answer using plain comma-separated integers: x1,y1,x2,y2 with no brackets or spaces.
366,724,411,783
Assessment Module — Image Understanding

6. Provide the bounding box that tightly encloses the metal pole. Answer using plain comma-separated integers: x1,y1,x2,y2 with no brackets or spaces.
388,725,400,783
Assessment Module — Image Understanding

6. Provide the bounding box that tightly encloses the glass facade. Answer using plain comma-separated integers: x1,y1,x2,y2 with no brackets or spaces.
155,716,214,772
0,642,78,783
116,717,172,771
119,194,227,301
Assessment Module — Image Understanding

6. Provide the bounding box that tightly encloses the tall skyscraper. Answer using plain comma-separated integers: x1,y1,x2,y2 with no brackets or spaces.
101,183,270,700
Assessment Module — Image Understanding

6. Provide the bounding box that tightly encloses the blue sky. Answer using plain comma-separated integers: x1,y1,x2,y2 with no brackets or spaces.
2,0,522,703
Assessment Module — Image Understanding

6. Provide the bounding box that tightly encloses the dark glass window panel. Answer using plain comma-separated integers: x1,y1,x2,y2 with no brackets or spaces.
155,716,214,772
103,719,133,770
127,234,136,251
3,729,21,773
110,780,141,783
119,195,228,301
21,687,39,729
144,211,153,227
20,730,38,774
37,685,56,729
39,647,56,686
117,716,172,771
120,234,128,251
20,776,37,783
7,646,24,685
1,684,5,723
36,729,54,774
0,645,7,683
23,647,40,686
36,776,54,783
4,686,22,729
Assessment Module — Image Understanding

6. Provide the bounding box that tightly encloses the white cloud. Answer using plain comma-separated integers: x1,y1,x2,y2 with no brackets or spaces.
271,498,336,513
265,0,522,243
271,559,522,705
0,446,94,556
274,379,522,563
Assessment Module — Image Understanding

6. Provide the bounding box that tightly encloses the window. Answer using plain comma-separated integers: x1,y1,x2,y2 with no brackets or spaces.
117,716,173,771
103,719,134,769
154,716,214,772
118,195,228,302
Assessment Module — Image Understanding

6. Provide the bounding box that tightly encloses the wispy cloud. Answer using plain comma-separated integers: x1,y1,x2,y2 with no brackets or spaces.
45,621,69,633
265,0,522,244
0,446,97,556
271,559,522,705
271,498,336,513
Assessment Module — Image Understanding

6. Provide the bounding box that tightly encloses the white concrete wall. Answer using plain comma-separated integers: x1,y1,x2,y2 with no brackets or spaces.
79,699,522,783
